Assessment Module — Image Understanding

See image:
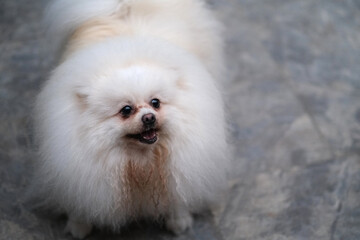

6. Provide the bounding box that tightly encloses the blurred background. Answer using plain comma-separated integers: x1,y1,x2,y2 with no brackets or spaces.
1,0,360,239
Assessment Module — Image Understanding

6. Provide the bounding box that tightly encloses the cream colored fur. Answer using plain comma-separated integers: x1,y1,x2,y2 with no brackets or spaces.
34,0,228,238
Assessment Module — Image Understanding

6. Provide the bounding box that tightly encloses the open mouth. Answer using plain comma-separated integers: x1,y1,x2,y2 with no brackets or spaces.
127,128,158,144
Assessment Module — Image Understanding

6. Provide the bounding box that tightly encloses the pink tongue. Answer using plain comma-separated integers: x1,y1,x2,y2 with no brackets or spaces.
141,129,156,140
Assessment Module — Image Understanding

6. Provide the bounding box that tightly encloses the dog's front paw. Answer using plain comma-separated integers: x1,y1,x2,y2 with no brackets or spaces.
165,211,193,235
65,218,93,239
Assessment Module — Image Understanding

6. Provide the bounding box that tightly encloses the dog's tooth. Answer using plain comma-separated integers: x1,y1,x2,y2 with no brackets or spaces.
141,129,156,140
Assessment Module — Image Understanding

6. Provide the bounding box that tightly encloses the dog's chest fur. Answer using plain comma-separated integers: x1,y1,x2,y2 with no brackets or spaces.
114,143,171,217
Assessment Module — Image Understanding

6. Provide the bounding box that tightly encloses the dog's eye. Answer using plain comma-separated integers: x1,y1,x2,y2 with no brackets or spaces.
151,98,160,109
120,105,133,117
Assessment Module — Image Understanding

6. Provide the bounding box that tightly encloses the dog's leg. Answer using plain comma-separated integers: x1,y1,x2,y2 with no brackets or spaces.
165,205,193,235
64,215,93,239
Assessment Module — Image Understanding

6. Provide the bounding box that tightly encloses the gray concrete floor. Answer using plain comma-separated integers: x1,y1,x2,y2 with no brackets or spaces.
1,0,360,239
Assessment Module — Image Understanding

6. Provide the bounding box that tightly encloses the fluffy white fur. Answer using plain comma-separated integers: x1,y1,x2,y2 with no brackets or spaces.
34,0,228,238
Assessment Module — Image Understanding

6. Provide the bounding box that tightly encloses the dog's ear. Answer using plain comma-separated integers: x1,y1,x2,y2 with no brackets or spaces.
74,85,91,109
75,89,88,100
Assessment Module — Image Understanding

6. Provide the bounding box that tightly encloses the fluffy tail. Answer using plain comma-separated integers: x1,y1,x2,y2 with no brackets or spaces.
45,0,121,40
44,0,224,79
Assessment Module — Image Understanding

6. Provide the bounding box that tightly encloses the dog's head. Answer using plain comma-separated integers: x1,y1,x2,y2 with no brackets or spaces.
75,63,182,149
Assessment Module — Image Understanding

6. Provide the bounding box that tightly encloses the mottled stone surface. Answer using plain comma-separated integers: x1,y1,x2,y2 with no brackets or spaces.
1,0,360,239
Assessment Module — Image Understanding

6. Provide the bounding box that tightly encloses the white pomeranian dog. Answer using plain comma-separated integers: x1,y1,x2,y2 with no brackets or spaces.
34,0,229,238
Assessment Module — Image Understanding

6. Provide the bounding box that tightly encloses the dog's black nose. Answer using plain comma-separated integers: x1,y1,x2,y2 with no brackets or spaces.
142,113,156,125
